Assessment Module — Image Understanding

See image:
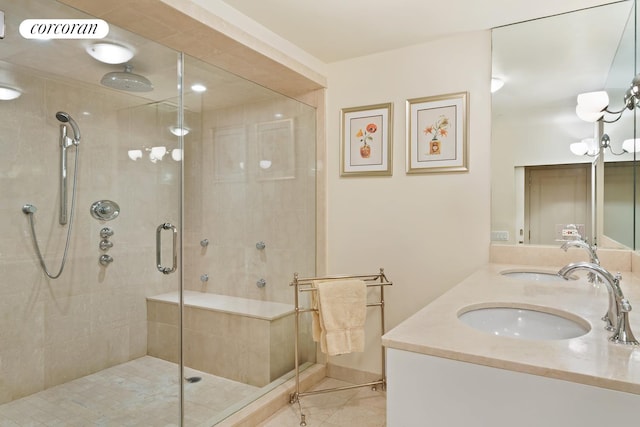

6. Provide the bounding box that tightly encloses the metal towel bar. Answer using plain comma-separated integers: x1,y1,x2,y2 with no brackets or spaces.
288,268,392,425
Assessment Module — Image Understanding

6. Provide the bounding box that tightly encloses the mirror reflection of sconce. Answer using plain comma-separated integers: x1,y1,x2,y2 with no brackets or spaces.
576,73,640,123
570,134,640,157
127,147,182,162
149,146,166,162
259,160,272,169
127,149,143,161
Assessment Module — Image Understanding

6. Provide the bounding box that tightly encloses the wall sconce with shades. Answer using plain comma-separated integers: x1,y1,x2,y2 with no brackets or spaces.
575,73,640,123
570,133,640,157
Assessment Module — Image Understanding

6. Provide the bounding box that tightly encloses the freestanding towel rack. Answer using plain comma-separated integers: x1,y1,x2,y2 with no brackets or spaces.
288,268,392,426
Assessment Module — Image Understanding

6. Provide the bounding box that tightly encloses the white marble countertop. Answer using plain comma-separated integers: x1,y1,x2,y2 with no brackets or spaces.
382,263,640,394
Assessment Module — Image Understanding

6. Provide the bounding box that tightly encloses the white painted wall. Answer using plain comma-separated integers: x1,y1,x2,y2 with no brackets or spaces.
325,32,492,374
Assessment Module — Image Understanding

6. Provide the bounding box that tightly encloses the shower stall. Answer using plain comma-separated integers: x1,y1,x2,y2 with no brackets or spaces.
0,1,317,425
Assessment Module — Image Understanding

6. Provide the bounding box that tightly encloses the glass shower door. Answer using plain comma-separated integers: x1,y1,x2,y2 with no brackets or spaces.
178,53,318,425
0,0,185,425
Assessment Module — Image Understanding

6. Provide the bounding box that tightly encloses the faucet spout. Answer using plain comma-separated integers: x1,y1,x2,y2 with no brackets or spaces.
558,262,638,345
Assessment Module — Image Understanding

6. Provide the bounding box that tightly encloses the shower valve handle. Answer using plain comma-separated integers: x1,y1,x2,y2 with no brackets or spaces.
100,227,114,238
99,254,113,266
100,239,114,251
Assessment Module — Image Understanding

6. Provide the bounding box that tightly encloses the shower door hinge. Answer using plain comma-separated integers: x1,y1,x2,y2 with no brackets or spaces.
1,11,5,39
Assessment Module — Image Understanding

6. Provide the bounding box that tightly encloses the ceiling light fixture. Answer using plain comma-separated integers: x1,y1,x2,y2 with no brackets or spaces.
170,126,190,136
86,42,134,64
0,85,21,100
190,83,207,92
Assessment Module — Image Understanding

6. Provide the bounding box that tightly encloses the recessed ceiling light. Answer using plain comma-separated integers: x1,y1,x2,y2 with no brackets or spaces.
191,83,207,93
86,42,134,64
0,86,21,100
170,126,190,136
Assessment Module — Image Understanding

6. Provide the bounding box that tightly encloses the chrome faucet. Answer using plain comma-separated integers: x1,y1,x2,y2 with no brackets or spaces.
558,262,638,345
560,239,611,327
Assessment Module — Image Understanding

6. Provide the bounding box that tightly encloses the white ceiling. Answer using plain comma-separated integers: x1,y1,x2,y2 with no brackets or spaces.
218,0,635,141
218,0,626,63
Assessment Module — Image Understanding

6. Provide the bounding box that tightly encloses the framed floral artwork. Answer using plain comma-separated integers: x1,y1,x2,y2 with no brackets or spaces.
340,102,393,176
406,92,468,173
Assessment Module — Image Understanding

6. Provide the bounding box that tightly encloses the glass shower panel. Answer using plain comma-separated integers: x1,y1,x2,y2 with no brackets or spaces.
179,54,317,425
0,0,183,425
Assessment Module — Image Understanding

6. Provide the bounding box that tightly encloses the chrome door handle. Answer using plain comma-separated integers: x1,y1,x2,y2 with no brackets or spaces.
156,222,177,274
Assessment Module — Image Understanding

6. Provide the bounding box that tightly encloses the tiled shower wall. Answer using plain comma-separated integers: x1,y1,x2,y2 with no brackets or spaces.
1,62,317,406
0,67,180,404
183,97,317,305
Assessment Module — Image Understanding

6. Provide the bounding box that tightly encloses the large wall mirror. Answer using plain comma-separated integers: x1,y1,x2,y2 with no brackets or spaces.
491,0,638,250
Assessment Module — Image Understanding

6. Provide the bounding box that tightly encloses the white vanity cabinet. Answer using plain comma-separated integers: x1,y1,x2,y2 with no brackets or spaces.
387,348,640,426
382,264,640,427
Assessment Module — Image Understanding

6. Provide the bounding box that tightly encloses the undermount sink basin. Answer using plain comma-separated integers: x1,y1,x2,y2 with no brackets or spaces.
500,269,575,282
458,305,590,340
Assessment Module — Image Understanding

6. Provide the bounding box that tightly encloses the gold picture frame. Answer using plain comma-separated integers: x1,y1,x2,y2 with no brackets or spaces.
340,102,393,176
406,92,468,173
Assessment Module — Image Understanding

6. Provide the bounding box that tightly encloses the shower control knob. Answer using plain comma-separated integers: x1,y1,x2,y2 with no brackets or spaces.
100,227,114,238
256,241,266,250
91,200,120,221
99,239,114,251
256,278,266,288
99,254,113,266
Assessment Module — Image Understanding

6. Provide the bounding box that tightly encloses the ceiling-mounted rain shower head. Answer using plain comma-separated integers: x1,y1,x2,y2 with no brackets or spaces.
100,64,153,92
56,111,81,143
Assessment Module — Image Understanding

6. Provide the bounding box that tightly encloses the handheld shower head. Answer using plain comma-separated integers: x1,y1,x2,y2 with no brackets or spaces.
56,111,81,143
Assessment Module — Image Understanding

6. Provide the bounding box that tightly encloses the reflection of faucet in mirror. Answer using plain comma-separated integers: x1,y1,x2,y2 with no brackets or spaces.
561,239,600,269
558,262,638,345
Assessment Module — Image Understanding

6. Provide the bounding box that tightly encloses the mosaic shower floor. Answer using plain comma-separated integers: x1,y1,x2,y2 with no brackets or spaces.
0,357,387,427
0,356,258,426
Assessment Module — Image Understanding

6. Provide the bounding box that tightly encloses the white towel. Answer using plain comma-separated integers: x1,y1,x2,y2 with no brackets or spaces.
311,279,366,356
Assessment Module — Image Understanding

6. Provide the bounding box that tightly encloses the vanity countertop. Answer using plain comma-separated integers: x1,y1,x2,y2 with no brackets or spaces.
381,264,640,394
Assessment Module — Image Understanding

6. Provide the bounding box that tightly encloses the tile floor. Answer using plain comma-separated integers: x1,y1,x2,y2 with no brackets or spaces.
0,356,258,426
257,378,387,427
0,358,387,427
